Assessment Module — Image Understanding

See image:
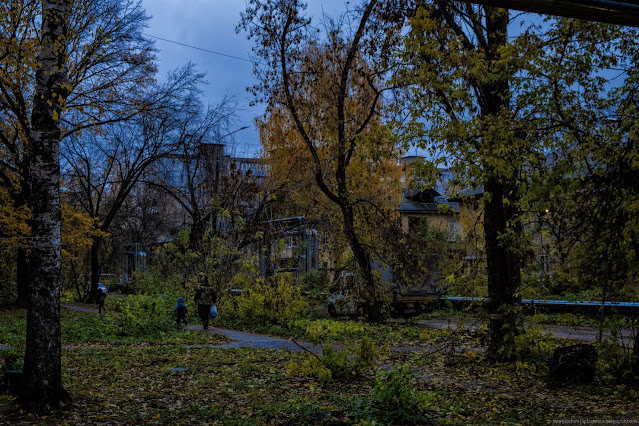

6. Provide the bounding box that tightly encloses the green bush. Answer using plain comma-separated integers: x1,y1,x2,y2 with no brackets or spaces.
0,347,23,372
286,338,380,383
230,273,309,327
359,365,430,425
0,282,17,307
512,325,560,370
297,270,329,294
294,318,368,345
323,338,379,380
110,294,177,338
596,317,639,384
561,289,603,302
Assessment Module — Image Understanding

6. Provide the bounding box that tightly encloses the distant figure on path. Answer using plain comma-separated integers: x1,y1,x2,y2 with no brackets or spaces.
97,283,108,314
194,275,217,330
174,297,188,328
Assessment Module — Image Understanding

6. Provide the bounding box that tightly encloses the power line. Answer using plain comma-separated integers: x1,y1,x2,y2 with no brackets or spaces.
144,33,257,64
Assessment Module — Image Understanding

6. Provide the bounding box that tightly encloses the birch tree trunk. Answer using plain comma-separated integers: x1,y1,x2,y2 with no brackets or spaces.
22,0,72,410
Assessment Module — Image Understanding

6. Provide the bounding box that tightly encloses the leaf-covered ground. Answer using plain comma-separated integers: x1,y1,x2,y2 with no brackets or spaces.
1,346,638,424
1,308,639,424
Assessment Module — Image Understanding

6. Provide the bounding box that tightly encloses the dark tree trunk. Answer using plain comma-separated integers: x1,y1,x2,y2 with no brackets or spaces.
484,177,521,360
88,236,103,302
341,203,381,322
21,0,72,410
16,247,30,308
482,6,522,360
189,209,204,252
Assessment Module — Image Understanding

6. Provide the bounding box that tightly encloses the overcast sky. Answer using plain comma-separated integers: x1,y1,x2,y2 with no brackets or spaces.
141,1,349,158
140,2,553,161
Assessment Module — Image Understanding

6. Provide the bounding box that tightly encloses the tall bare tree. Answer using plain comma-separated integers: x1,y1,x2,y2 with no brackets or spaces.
146,94,240,252
62,65,203,300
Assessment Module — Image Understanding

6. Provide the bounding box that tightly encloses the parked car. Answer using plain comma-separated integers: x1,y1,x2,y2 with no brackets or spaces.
327,290,361,318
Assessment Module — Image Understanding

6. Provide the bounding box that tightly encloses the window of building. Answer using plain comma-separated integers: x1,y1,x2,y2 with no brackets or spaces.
447,221,461,242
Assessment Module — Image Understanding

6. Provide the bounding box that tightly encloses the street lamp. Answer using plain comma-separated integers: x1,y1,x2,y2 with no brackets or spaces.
218,126,249,142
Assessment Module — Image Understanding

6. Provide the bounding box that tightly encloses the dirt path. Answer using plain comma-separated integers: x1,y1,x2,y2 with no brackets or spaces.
60,303,323,352
193,326,323,352
61,303,99,314
195,326,442,353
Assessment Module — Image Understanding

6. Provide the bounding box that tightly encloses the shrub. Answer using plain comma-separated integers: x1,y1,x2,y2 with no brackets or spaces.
297,269,329,295
359,365,430,425
110,294,176,338
0,347,23,372
294,318,367,345
0,281,17,307
513,325,561,369
232,273,309,327
287,338,380,383
596,316,639,384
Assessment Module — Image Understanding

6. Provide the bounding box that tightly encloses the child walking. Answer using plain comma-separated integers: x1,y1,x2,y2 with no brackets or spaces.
174,297,188,328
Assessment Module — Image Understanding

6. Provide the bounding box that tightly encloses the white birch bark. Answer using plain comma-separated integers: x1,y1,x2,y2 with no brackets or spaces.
23,0,72,410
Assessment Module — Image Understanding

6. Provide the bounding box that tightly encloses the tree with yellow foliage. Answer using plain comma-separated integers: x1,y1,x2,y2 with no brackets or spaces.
0,186,29,302
60,203,108,301
241,0,405,320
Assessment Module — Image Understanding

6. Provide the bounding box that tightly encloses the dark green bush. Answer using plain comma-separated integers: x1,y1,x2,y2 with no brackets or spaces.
361,365,430,425
109,293,178,338
596,317,639,384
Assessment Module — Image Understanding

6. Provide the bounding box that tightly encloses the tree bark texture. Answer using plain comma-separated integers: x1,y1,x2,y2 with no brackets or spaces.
15,170,32,307
22,0,72,410
189,209,205,252
484,177,521,360
482,7,522,360
16,246,30,308
340,202,381,320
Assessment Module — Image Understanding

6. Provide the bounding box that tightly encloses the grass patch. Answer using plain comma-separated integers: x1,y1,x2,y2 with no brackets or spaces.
0,307,228,350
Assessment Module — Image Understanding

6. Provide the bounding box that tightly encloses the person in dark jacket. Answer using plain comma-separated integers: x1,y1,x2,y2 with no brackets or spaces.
174,297,188,328
97,283,108,314
194,276,217,329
